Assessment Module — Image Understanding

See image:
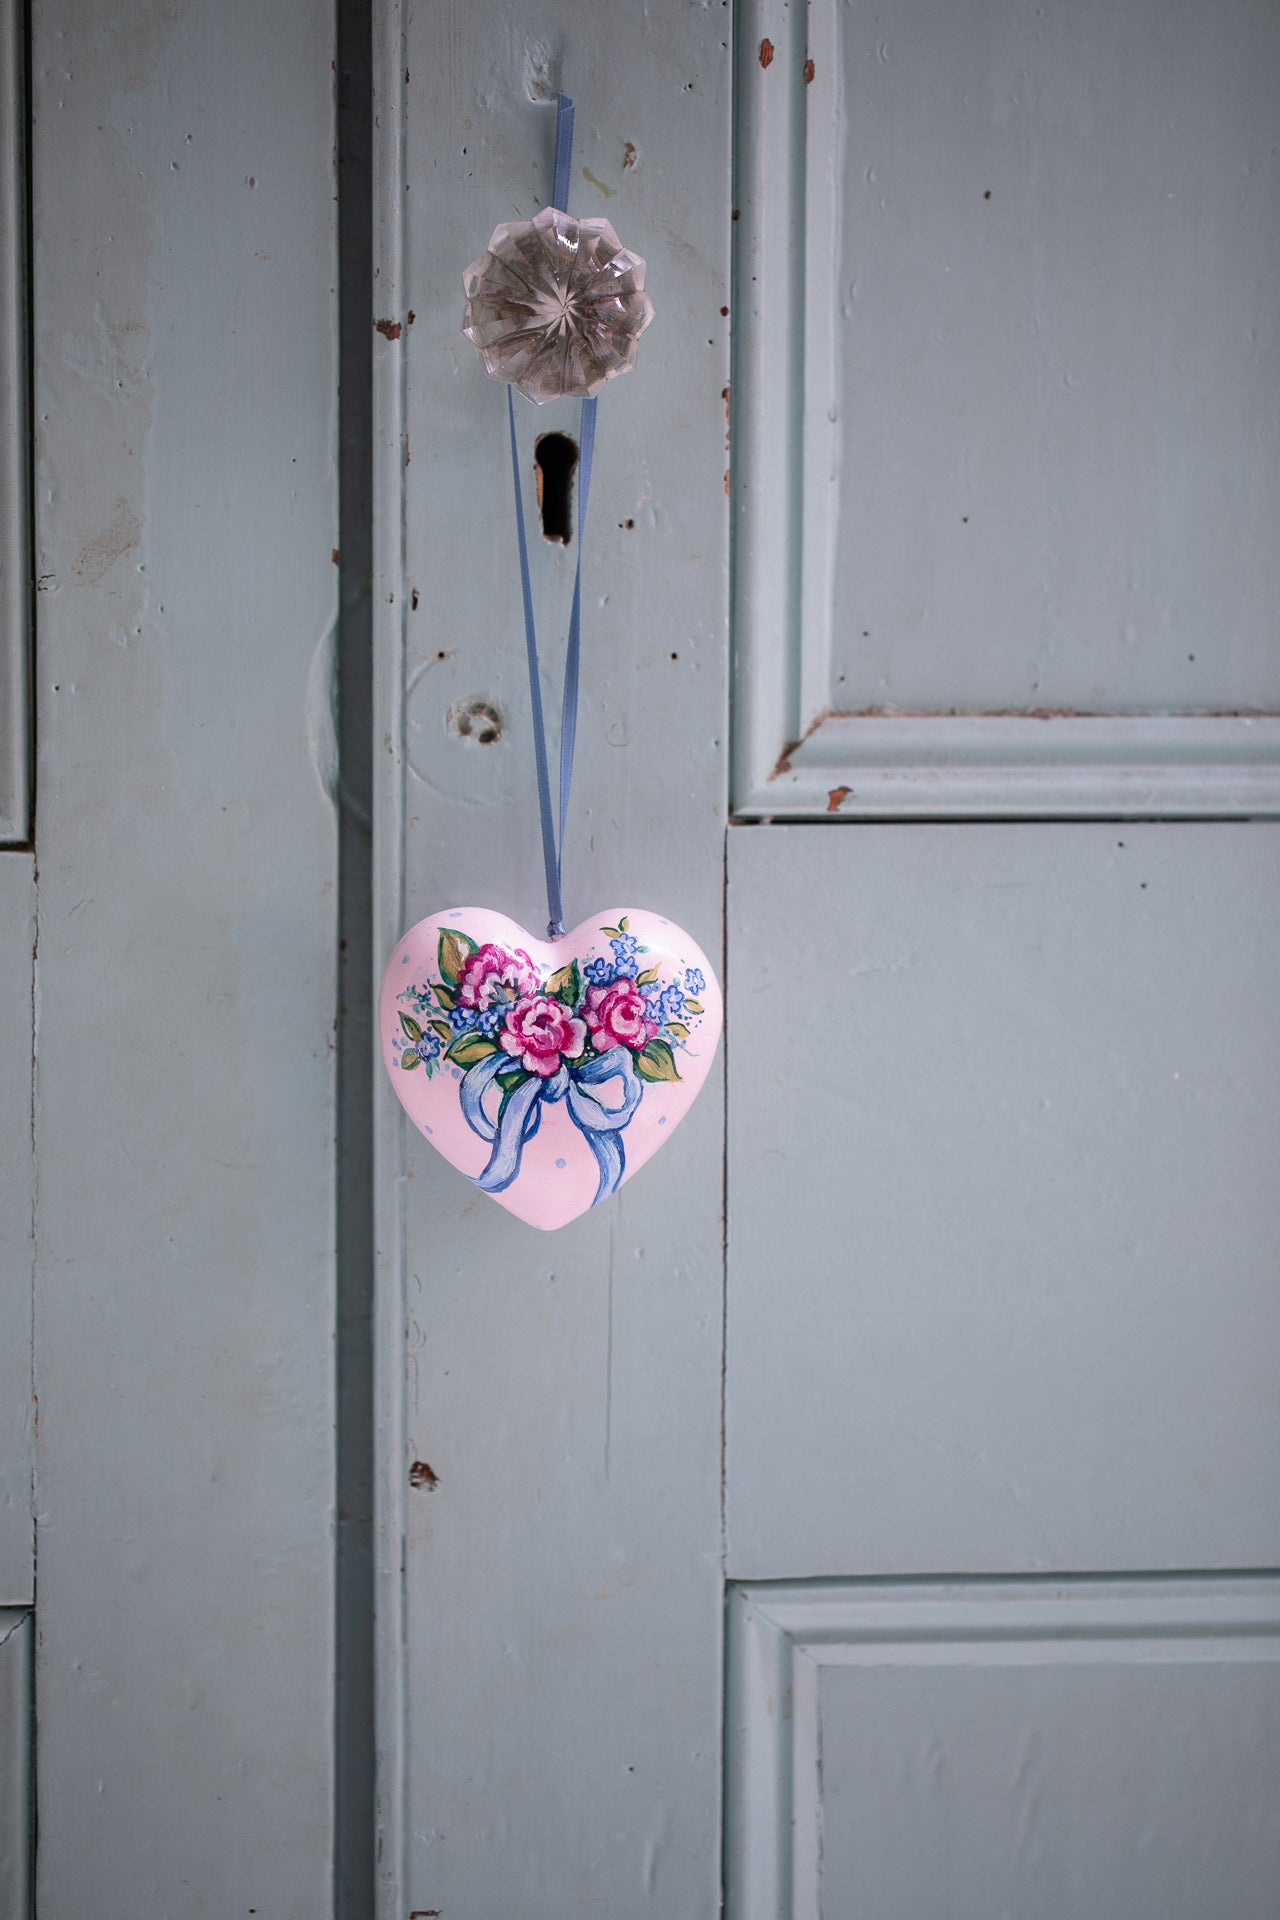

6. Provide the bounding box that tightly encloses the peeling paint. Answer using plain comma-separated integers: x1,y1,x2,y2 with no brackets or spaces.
72,497,141,586
375,318,402,341
758,37,774,69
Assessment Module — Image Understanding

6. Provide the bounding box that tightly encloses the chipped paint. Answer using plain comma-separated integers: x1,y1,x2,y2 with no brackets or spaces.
72,497,141,586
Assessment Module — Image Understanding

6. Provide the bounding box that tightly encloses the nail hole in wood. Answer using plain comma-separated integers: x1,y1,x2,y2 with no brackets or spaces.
534,432,578,545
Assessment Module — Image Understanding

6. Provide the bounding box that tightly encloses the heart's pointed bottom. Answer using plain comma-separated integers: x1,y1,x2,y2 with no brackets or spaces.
379,907,722,1230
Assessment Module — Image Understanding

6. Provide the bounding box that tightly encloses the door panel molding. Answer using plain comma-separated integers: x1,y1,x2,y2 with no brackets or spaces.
745,713,1280,819
725,1575,1280,1920
730,0,1280,820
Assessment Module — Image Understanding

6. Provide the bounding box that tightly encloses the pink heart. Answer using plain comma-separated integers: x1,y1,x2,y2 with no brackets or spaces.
379,907,722,1230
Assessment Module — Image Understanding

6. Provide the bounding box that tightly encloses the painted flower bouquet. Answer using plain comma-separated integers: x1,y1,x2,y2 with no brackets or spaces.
390,916,710,1206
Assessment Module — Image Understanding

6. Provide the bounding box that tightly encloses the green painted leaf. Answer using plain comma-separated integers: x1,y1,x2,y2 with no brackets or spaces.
666,1021,691,1039
437,927,478,988
683,998,704,1015
445,1031,501,1069
429,1019,452,1042
546,959,582,1008
635,965,661,987
399,1048,421,1071
600,924,621,939
398,1011,423,1042
619,915,630,933
432,982,457,1010
497,1071,532,1121
636,1038,681,1083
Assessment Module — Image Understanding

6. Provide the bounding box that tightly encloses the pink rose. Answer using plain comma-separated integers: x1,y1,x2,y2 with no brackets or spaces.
500,995,588,1078
583,979,657,1054
458,942,540,1011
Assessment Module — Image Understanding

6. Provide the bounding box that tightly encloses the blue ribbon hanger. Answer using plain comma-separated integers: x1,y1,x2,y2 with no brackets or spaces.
507,92,599,939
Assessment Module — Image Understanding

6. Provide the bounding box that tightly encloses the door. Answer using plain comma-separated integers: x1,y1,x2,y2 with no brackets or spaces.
374,2,1280,1917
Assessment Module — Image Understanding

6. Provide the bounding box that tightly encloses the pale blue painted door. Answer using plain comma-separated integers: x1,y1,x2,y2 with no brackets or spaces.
25,1,342,1913
376,2,1280,1915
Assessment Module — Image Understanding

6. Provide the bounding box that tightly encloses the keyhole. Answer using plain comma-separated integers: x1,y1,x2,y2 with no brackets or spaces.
534,433,578,545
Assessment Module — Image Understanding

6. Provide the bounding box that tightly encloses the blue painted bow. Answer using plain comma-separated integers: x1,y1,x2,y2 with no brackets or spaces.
460,1045,644,1205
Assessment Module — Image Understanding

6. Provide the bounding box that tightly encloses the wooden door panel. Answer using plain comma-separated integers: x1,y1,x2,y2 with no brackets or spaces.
733,0,1280,818
0,858,32,1606
0,1612,32,1920
726,822,1280,1577
372,5,731,1911
31,1,340,1909
823,0,1280,718
726,1577,1280,1920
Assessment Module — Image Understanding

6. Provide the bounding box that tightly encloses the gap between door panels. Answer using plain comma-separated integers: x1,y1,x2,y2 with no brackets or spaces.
335,0,376,1913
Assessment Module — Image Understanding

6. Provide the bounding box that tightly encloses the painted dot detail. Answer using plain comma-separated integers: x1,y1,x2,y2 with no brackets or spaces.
657,1115,667,1126
555,1157,567,1169
423,1124,433,1135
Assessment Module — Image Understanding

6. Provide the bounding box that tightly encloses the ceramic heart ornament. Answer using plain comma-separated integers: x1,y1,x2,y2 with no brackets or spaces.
380,907,722,1229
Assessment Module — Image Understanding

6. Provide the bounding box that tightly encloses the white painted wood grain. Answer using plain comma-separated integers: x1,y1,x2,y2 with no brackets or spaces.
727,823,1280,1577
373,4,731,1912
0,859,32,1607
32,2,339,1910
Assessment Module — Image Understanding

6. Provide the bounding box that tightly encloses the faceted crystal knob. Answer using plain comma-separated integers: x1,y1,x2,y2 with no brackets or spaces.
462,207,655,404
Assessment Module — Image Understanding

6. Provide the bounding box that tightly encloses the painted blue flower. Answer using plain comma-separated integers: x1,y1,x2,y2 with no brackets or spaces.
584,955,616,987
656,983,685,1025
448,1005,478,1036
476,1007,503,1037
610,933,639,975
684,966,705,996
417,1028,442,1061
